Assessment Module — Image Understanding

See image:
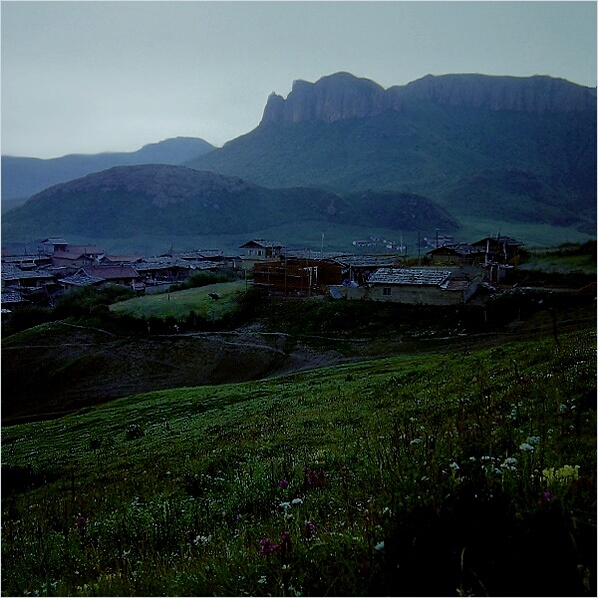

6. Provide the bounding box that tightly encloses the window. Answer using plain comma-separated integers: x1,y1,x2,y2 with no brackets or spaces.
382,287,392,296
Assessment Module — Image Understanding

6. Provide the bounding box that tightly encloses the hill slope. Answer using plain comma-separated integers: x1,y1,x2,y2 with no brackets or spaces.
2,325,595,595
1,164,457,251
1,137,215,203
186,73,596,235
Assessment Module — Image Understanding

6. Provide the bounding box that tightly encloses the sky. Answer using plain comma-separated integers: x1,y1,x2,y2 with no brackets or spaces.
1,1,596,159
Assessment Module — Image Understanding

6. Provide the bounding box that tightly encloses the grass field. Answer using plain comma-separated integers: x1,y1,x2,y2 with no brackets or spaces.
109,281,246,321
2,325,595,596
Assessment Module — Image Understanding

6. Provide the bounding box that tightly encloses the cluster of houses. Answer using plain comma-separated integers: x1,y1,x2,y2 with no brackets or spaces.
241,236,523,305
1,237,238,315
1,235,524,316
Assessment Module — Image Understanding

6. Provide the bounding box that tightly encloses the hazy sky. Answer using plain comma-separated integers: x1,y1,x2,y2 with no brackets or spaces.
2,1,596,159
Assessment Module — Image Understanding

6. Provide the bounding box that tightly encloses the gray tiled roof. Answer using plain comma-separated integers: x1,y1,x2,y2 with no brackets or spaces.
1,290,26,304
368,268,451,286
58,273,104,287
1,264,55,281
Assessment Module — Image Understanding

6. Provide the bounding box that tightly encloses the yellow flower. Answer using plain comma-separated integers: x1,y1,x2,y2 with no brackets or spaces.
542,465,580,483
556,464,580,480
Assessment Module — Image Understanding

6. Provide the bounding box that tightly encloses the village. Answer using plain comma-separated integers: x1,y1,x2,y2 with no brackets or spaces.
1,233,526,318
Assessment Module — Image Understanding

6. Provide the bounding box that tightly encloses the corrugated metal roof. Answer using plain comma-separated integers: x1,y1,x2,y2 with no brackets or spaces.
368,268,451,286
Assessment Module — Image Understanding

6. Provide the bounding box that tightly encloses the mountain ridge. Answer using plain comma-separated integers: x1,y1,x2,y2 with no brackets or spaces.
1,137,215,202
261,72,597,125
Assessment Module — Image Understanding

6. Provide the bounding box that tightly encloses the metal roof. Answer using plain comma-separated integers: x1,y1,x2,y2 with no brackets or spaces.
368,268,451,286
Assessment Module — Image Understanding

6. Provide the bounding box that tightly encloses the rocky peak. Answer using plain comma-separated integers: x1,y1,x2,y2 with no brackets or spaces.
261,72,387,125
260,72,596,125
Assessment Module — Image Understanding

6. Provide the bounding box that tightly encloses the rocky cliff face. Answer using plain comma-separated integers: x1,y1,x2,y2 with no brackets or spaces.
260,72,596,125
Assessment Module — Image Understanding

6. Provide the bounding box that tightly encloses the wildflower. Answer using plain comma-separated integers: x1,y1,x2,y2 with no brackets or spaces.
542,464,580,482
409,438,422,445
291,498,303,506
449,461,460,471
375,541,385,551
519,442,535,452
278,479,289,489
304,521,317,537
500,457,518,471
526,436,541,445
303,467,326,487
75,515,86,531
279,502,291,510
556,464,580,480
194,534,212,546
538,491,556,508
259,539,279,556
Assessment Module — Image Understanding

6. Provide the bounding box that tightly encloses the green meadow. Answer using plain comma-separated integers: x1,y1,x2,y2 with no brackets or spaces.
2,325,596,596
109,281,246,321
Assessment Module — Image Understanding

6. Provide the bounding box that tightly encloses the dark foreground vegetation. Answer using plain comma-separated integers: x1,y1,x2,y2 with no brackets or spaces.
2,325,596,596
1,243,596,596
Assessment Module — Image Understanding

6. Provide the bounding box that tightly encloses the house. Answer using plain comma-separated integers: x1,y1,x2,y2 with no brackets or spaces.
426,244,476,267
75,265,144,291
51,245,104,271
39,237,69,255
99,254,144,265
471,236,524,265
253,257,345,295
135,256,193,285
361,268,479,305
1,289,28,310
58,272,105,290
1,263,56,294
240,240,284,271
333,255,400,286
51,251,98,271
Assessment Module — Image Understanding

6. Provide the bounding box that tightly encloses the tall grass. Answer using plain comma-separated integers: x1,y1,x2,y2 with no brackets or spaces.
2,327,596,596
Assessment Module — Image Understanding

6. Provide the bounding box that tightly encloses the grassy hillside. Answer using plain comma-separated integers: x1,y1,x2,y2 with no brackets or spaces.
186,103,596,233
2,326,596,596
110,281,246,321
1,165,457,252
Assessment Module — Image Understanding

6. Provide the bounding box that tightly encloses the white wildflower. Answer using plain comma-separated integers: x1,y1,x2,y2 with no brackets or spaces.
500,457,518,471
519,443,535,452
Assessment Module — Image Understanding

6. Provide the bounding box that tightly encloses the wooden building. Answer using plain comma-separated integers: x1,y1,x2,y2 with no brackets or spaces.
240,240,284,271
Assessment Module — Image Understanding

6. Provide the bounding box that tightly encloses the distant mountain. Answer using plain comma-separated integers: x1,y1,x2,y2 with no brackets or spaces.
186,73,596,236
1,137,215,203
260,72,596,124
1,164,457,251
